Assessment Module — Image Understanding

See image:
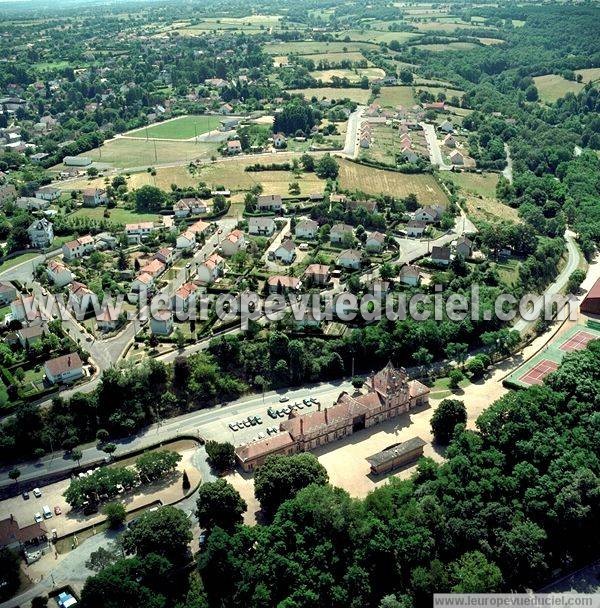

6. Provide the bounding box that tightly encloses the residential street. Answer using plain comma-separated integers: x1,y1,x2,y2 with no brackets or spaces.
420,122,451,170
342,106,365,158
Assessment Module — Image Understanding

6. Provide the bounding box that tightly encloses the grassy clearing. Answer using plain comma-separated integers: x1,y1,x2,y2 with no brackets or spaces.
575,67,600,83
445,171,499,198
0,252,39,274
415,85,465,99
413,42,478,52
310,67,385,83
199,158,326,195
429,375,470,400
338,158,448,204
288,87,372,104
126,115,223,140
415,21,490,32
72,207,161,225
265,41,373,55
376,86,416,108
77,138,218,168
478,37,505,45
299,51,370,64
533,74,584,103
495,259,521,286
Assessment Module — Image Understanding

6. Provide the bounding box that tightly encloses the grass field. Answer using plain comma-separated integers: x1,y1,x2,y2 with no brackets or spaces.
340,30,420,44
478,37,505,45
71,206,161,225
533,74,585,103
446,172,521,223
338,159,448,203
126,115,224,140
198,156,327,195
297,51,369,64
575,67,600,83
310,67,385,83
416,85,465,100
265,41,373,55
288,87,372,104
445,171,499,198
376,86,416,108
78,138,218,168
413,42,478,52
415,21,490,32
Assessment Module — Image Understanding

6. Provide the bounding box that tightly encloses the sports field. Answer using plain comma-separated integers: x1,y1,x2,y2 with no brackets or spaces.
338,158,448,203
505,324,600,388
78,138,218,168
533,74,584,103
288,87,372,104
126,115,224,140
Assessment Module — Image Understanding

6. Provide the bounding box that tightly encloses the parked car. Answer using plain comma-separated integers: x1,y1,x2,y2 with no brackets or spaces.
34,512,43,523
243,419,251,428
310,397,318,404
42,505,52,519
268,407,277,418
22,491,29,500
249,416,257,426
33,488,42,498
279,396,289,402
255,416,263,424
54,506,62,516
229,423,238,431
303,398,311,406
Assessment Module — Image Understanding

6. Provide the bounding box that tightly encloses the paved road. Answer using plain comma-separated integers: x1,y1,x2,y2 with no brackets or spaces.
342,106,365,158
502,143,513,183
513,229,580,333
0,379,351,491
420,122,451,170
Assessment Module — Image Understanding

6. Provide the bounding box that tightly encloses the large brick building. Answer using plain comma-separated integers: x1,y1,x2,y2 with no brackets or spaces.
235,363,430,472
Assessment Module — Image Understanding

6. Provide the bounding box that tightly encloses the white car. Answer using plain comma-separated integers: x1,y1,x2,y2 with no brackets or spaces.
34,512,43,523
32,488,42,498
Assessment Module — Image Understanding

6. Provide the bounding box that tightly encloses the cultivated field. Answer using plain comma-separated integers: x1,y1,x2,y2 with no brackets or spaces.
376,86,416,108
415,20,491,32
338,158,448,204
533,74,585,103
126,115,224,140
78,138,219,168
478,37,505,45
288,87,372,104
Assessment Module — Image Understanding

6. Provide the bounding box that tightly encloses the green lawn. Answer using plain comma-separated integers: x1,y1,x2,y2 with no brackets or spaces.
0,252,39,274
126,115,224,140
0,305,10,321
71,207,160,225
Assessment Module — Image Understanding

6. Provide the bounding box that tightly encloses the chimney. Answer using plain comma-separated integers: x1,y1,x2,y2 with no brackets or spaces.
67,355,71,367
300,418,304,436
317,402,321,411
324,408,328,424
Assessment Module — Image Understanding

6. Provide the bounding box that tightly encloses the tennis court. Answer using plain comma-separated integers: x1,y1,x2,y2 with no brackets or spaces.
518,359,559,386
557,329,597,352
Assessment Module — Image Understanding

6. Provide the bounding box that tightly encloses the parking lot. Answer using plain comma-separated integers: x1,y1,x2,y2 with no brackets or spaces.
0,442,200,537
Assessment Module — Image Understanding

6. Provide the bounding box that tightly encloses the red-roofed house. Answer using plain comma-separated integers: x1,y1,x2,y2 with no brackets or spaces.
44,352,84,384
